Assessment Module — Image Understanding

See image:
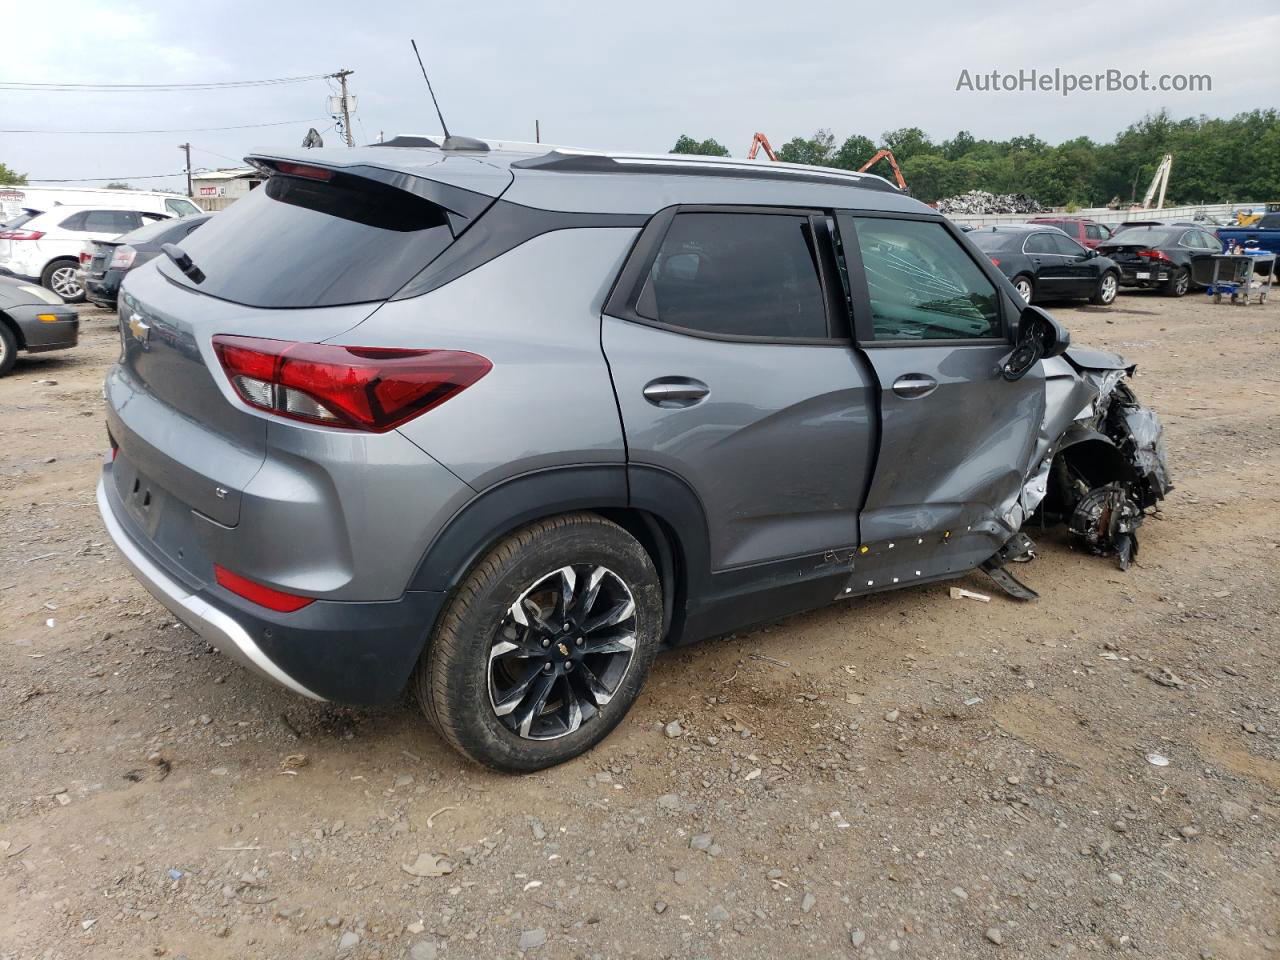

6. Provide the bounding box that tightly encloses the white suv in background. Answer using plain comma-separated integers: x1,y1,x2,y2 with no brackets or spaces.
0,206,172,301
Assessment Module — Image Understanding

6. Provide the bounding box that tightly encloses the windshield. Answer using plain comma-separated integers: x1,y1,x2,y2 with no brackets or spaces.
1,210,38,230
158,172,457,308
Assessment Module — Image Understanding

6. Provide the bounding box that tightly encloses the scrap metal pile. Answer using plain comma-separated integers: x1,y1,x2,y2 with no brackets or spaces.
938,190,1044,215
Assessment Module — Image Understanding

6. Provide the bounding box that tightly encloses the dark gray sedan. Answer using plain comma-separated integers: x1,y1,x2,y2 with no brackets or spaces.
82,214,212,309
0,274,79,376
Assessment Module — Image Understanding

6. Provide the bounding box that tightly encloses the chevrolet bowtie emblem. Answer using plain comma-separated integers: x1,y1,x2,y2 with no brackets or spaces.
128,312,150,341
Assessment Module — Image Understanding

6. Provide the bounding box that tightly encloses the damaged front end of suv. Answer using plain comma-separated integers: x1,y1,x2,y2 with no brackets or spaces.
1000,344,1173,586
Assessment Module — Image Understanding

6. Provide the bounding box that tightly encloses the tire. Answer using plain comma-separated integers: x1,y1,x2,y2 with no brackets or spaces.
415,512,663,772
41,258,84,303
1012,274,1034,304
1091,271,1119,305
1162,266,1190,298
0,322,17,377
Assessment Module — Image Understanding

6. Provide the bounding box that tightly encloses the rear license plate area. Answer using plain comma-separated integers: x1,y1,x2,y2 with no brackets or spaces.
1136,271,1150,279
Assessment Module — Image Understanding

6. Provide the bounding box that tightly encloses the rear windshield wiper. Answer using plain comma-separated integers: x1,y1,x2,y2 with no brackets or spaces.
161,243,206,284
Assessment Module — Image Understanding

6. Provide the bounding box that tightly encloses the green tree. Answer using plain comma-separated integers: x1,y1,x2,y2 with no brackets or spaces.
0,162,26,186
105,181,135,190
881,127,936,165
670,135,730,157
832,134,876,171
777,129,836,166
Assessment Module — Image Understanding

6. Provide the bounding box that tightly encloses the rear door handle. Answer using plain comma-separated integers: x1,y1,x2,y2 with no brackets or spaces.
643,377,710,408
892,374,938,399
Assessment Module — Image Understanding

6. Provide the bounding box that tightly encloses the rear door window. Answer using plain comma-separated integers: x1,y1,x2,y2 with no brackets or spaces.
159,171,458,308
75,209,141,234
848,217,1002,341
636,211,830,339
1024,233,1056,255
1085,224,1104,241
1049,233,1086,256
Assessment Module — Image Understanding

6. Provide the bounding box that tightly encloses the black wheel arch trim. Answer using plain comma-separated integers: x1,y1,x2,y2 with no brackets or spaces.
409,462,855,650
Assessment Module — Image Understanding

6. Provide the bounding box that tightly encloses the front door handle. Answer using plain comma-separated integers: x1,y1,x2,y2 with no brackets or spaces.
643,377,710,408
892,373,938,399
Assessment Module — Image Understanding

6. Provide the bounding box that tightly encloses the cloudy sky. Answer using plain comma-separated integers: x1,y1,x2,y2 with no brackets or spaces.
2,0,1276,192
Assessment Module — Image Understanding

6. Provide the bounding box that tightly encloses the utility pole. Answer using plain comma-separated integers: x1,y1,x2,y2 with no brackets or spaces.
333,69,355,147
535,119,540,144
177,142,192,197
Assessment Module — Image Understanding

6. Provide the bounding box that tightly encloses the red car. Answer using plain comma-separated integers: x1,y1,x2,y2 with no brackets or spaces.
1028,217,1116,250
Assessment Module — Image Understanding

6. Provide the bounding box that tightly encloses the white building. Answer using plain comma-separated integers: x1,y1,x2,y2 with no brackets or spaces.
191,168,266,210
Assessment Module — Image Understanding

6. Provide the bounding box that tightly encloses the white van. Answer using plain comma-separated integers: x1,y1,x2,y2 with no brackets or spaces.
0,185,202,223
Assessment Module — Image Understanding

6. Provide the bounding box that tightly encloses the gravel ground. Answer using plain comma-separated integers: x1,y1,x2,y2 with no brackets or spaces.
1,291,1277,960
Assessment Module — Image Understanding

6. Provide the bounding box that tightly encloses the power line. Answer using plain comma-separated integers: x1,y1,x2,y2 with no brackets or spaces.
1,118,328,134
0,74,329,92
26,172,191,183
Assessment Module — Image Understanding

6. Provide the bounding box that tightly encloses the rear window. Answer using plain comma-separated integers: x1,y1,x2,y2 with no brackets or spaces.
967,230,1021,252
159,172,455,308
1108,227,1181,245
119,215,206,246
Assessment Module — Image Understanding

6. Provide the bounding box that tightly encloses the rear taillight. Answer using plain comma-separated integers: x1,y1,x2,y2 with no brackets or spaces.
989,257,1000,267
275,162,335,181
214,564,314,613
0,229,44,241
1137,249,1172,262
109,246,137,270
211,335,491,433
79,251,92,265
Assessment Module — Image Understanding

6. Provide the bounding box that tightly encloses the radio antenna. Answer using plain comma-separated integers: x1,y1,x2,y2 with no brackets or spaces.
410,39,450,140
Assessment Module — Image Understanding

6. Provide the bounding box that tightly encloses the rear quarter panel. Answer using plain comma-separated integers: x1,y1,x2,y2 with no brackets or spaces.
341,227,639,490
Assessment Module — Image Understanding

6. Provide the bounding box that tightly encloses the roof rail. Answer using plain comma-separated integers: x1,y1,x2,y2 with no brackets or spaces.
510,148,901,193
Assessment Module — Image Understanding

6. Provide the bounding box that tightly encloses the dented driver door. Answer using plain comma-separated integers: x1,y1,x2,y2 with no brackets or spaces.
835,213,1045,592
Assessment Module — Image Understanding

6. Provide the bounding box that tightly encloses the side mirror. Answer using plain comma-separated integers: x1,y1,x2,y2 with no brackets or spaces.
1084,248,1098,259
1000,305,1071,381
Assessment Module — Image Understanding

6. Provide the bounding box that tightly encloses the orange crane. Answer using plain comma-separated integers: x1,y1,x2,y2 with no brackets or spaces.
746,132,778,161
857,149,908,191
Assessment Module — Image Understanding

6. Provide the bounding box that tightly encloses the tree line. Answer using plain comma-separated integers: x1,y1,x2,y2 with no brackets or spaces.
671,109,1280,207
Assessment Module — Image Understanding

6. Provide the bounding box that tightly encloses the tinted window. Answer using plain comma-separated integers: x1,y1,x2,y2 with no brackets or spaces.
1085,224,1103,240
1194,230,1220,249
58,211,86,230
637,212,828,339
166,198,201,217
159,172,455,308
72,209,140,234
1259,213,1280,229
1111,227,1179,246
1049,233,1086,256
117,215,207,246
1024,233,1056,254
968,230,1021,252
851,218,1001,341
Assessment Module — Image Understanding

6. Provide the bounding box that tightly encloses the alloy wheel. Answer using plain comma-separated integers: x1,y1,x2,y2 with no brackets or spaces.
1175,270,1189,295
1100,274,1117,303
50,266,82,300
488,564,638,740
1014,278,1032,303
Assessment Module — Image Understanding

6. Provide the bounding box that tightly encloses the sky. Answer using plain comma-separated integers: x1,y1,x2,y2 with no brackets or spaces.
1,0,1276,193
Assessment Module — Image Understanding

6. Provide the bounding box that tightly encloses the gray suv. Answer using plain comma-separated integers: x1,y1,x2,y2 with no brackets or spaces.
97,140,1170,771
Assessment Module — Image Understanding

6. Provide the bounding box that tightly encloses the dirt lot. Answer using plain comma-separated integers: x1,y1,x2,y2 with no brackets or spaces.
1,291,1278,960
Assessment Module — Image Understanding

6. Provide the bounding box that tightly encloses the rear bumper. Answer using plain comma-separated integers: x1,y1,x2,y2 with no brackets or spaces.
84,271,121,307
1115,265,1171,286
97,470,447,704
8,303,79,352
